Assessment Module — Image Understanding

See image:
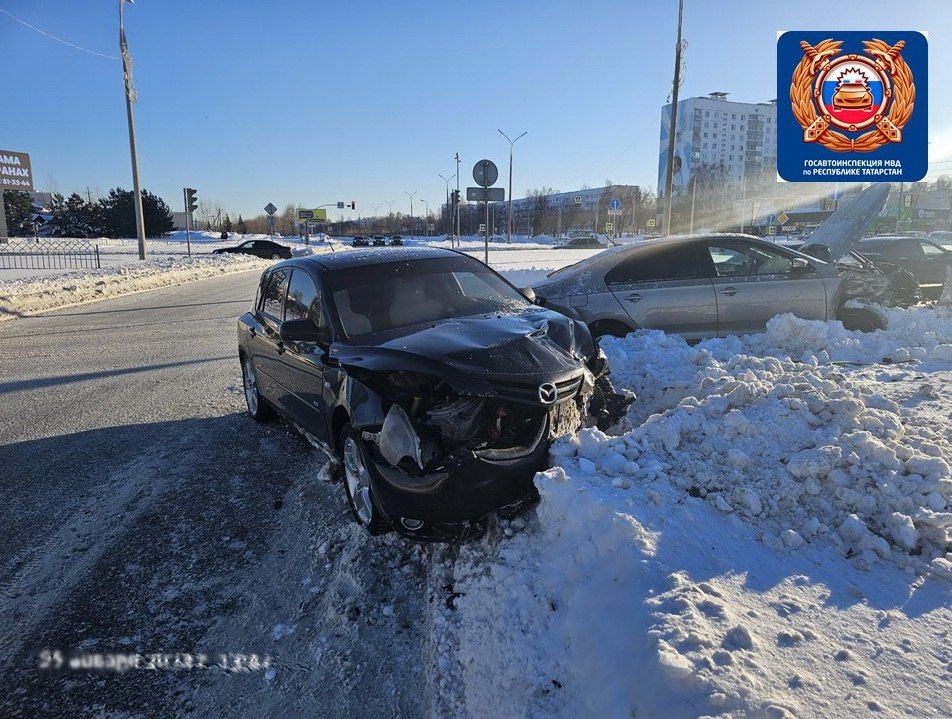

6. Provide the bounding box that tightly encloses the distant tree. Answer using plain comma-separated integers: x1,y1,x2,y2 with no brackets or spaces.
222,213,233,232
2,190,33,236
44,192,101,237
98,188,174,238
235,214,247,233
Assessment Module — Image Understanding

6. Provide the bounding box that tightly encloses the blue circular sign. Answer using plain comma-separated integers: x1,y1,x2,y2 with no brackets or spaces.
609,198,621,211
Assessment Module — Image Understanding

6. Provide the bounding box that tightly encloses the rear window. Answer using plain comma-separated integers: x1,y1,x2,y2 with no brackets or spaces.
605,243,699,284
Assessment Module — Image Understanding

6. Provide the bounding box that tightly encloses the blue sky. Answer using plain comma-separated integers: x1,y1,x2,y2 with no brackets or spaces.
3,0,951,220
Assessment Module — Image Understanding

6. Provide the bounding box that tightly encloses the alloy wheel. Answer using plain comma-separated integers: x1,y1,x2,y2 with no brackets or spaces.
343,436,374,524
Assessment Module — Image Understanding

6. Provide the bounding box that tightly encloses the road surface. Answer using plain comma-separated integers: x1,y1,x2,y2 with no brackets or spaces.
0,271,436,718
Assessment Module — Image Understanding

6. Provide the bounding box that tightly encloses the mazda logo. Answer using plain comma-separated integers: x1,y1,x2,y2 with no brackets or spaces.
538,382,558,405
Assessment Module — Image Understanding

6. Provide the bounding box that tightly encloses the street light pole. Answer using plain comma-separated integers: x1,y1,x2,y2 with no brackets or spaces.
385,200,395,234
498,129,527,244
419,199,429,236
455,153,461,248
662,0,685,237
439,173,456,238
405,190,417,237
119,0,147,260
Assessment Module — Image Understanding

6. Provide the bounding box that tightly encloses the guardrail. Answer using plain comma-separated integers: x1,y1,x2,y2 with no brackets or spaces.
0,240,101,270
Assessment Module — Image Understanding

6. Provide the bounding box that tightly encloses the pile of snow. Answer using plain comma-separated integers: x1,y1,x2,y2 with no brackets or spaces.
0,253,272,320
599,308,952,573
431,307,952,719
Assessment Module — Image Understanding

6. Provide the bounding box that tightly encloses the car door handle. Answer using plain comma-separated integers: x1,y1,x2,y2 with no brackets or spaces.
720,287,737,296
625,293,643,303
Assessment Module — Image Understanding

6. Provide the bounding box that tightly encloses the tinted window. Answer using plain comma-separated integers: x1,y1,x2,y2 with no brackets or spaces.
284,269,324,325
706,242,794,277
921,241,946,256
324,256,529,337
260,268,289,320
605,244,699,284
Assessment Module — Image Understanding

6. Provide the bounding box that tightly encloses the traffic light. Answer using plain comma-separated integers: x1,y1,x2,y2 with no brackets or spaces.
451,189,460,204
350,201,356,210
184,187,198,214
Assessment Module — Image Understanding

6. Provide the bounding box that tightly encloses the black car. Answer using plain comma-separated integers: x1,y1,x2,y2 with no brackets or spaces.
389,235,404,246
237,248,625,540
352,236,369,247
213,239,291,260
371,235,388,246
855,236,952,299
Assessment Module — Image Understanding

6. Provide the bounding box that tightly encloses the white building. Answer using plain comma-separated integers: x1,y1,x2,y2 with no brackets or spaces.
658,92,777,200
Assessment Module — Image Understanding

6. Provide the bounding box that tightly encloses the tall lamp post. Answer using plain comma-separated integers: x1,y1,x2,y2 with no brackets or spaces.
385,200,395,234
419,199,429,236
404,190,417,237
439,173,456,238
662,0,685,237
498,129,527,244
119,0,147,260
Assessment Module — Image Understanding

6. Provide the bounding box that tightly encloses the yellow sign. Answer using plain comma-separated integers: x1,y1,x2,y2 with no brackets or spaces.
298,209,327,221
605,222,613,232
777,211,789,225
647,218,656,228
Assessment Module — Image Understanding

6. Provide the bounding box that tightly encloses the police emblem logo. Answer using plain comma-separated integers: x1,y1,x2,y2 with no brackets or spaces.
777,31,927,183
791,38,914,153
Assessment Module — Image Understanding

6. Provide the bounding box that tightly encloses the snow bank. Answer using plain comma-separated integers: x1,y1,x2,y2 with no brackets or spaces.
599,307,952,572
0,253,271,320
433,307,952,719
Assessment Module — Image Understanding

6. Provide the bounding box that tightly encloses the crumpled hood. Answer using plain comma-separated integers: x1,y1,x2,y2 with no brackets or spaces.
802,184,890,261
330,308,593,393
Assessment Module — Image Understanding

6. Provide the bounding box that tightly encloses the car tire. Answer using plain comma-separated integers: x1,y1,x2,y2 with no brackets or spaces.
241,358,275,421
339,425,390,535
588,319,634,339
837,306,887,332
271,253,281,260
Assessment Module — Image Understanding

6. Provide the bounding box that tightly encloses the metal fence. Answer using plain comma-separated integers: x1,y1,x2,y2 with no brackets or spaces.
0,240,101,270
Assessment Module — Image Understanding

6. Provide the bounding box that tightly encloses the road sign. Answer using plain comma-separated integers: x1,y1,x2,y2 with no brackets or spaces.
298,209,327,221
605,222,613,232
472,160,498,188
574,196,582,204
777,211,789,225
608,209,622,216
478,223,486,233
466,187,505,202
647,218,656,228
767,225,777,235
609,198,621,211
264,202,277,215
0,150,33,191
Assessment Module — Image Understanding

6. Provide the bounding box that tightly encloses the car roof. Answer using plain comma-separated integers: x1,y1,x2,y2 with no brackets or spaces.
289,246,462,273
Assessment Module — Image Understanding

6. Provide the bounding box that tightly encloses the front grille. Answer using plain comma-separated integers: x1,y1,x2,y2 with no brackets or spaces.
491,373,583,406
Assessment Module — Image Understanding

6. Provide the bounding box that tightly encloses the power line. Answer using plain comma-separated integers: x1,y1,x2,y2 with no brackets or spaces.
0,6,118,61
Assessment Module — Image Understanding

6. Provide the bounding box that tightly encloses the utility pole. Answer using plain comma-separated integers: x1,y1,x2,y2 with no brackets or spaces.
385,200,395,234
896,182,904,233
439,173,455,238
405,190,417,237
454,153,461,248
662,0,685,237
119,0,147,260
498,129,527,244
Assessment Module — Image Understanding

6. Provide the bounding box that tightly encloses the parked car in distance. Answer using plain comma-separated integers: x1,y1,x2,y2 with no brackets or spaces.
554,235,606,249
236,248,625,540
371,235,388,246
533,233,873,341
389,235,404,246
213,239,291,260
352,236,369,247
855,236,952,299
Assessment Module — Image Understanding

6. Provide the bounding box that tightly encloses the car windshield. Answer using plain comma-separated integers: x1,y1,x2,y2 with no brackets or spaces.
324,256,531,337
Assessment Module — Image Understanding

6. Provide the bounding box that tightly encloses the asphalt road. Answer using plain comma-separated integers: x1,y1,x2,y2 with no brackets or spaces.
0,272,436,718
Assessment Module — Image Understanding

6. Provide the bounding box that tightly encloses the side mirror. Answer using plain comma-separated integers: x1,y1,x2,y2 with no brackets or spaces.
791,257,814,274
280,318,328,344
520,287,537,303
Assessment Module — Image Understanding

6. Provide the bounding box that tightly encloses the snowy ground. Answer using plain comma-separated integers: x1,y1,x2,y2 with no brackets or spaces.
0,232,596,318
430,306,952,719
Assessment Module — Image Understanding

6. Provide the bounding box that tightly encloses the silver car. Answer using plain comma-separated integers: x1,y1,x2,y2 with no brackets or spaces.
532,234,839,341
